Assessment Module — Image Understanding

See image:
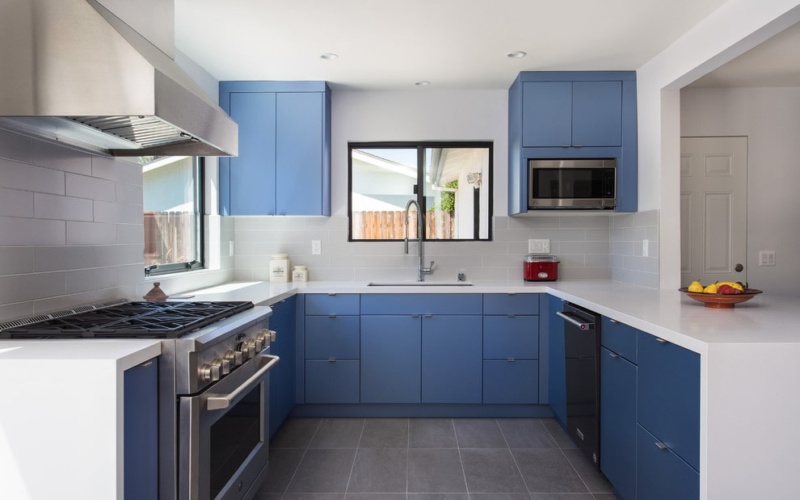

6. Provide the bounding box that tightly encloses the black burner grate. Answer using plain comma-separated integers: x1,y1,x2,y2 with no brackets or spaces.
0,301,254,339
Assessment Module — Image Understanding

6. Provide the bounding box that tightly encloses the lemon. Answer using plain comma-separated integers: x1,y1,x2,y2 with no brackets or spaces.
688,280,703,293
703,283,718,294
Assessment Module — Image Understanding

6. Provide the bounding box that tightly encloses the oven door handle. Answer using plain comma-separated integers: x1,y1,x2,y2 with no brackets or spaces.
556,311,595,330
206,354,280,411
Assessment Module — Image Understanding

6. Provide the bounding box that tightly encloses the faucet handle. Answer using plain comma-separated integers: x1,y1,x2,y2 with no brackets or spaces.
422,260,435,274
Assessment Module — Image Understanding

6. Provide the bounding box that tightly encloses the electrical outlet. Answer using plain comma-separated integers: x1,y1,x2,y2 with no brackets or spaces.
642,239,649,257
312,240,322,255
759,250,775,266
528,239,550,254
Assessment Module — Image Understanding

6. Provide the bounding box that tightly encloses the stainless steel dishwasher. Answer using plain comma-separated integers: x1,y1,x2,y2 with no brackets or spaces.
557,302,601,468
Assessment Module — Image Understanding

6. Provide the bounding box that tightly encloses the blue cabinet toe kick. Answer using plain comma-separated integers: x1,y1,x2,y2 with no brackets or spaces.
290,404,554,418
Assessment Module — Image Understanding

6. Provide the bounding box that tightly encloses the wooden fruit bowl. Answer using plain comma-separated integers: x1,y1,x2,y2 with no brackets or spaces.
679,287,762,308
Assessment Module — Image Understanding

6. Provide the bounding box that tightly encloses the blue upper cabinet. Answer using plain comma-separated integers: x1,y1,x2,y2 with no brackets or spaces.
508,71,637,214
219,81,331,216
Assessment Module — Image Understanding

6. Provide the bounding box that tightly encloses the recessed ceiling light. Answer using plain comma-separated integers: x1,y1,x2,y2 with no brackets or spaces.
415,81,431,87
506,51,527,59
320,53,339,60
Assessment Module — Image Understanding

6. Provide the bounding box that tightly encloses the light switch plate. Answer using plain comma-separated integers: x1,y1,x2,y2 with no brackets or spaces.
759,250,775,266
528,239,550,254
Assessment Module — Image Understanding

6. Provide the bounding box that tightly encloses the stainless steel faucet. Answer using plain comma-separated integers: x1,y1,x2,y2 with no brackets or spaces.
404,199,434,281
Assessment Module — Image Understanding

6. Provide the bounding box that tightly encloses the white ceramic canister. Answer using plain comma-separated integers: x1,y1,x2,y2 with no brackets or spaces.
269,253,291,282
292,265,308,282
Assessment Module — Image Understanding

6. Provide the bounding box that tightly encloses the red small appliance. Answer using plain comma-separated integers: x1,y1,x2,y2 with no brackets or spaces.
524,255,560,281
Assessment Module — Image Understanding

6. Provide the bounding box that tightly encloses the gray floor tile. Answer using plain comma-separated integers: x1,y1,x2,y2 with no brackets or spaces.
498,419,557,449
409,495,470,500
592,494,617,500
512,449,588,494
258,448,306,493
287,449,357,493
409,418,458,448
309,418,364,449
562,449,613,493
272,418,322,449
252,493,284,500
347,448,408,493
359,418,409,448
469,495,532,500
408,448,467,493
454,419,507,448
540,420,577,449
530,494,595,499
460,449,527,494
345,494,407,499
283,494,345,500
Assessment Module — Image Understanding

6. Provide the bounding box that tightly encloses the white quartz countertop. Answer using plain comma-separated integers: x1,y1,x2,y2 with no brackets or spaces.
174,279,800,355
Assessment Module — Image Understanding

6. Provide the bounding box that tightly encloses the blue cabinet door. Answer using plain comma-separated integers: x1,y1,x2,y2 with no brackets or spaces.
305,316,360,360
225,92,277,215
522,81,573,147
305,360,360,404
124,358,158,500
572,81,622,147
637,424,700,500
483,315,539,359
600,346,637,500
276,92,324,215
483,359,539,404
361,315,421,403
269,297,296,438
421,315,482,403
637,333,700,471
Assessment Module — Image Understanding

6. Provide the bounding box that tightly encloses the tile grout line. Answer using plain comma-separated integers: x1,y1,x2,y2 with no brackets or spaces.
342,418,367,496
277,418,323,497
497,418,535,498
451,418,471,499
406,418,410,499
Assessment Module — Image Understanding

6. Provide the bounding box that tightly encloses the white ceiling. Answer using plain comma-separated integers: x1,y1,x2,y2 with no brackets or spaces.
174,0,733,91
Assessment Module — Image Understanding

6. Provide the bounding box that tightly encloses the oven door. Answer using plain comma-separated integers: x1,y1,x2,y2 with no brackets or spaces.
179,349,280,500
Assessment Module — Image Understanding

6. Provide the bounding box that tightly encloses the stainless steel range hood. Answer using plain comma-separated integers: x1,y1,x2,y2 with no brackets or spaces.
0,0,237,157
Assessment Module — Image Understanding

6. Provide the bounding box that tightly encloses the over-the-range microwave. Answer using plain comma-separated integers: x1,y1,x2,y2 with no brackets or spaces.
528,158,616,210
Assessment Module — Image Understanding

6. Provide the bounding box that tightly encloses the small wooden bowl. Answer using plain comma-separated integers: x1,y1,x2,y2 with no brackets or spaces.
679,287,762,308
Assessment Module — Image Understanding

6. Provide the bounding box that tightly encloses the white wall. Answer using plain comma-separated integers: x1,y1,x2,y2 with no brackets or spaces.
681,86,800,294
636,0,800,289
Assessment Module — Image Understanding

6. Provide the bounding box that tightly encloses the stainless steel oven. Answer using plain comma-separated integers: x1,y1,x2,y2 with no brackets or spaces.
179,345,279,500
528,158,616,209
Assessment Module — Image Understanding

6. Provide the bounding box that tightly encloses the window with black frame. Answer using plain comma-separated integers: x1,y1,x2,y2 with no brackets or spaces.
348,142,492,241
142,156,204,276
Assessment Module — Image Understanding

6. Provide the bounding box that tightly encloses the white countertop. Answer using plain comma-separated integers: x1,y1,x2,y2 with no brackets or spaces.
176,279,797,355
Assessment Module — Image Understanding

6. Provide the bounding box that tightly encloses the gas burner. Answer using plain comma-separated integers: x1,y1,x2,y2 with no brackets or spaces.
0,301,254,339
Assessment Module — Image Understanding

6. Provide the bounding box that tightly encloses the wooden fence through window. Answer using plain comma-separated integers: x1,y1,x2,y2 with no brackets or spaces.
352,210,454,240
144,211,194,265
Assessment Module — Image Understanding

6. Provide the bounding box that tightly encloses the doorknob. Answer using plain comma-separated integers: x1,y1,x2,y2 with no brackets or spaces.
735,263,744,272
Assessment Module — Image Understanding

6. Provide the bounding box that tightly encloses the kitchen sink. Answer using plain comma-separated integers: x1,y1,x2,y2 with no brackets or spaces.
367,281,473,287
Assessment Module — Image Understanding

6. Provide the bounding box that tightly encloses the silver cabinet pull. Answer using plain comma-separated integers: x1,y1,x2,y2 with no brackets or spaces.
423,314,433,318
508,314,516,318
608,352,620,358
655,441,669,450
656,337,668,344
609,318,619,324
328,314,337,318
327,357,336,362
556,311,595,330
507,357,516,362
206,354,280,411
411,314,420,318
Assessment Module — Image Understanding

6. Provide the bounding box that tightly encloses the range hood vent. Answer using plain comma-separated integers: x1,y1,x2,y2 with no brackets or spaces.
0,0,237,158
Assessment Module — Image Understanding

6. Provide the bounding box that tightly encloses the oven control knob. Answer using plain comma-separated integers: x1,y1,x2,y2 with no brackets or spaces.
198,363,213,383
209,358,223,381
235,341,250,361
220,357,231,375
224,349,240,368
245,339,257,358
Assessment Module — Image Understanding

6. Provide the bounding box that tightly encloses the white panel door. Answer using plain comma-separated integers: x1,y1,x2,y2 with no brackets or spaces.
680,137,748,287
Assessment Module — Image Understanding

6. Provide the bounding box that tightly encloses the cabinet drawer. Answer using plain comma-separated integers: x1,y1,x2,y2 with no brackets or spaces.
637,424,699,500
305,360,359,404
483,360,539,404
305,293,360,315
305,316,359,359
483,293,540,315
601,316,638,363
483,316,539,359
600,347,637,500
638,332,700,471
361,293,482,315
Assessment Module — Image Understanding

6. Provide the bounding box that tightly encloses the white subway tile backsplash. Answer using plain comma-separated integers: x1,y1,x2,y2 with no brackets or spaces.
91,156,142,186
0,271,66,304
115,182,144,205
0,128,32,163
66,221,116,245
65,173,116,201
94,245,144,267
0,247,35,275
34,246,96,272
116,223,144,244
66,267,117,293
0,188,34,217
93,200,143,224
0,158,65,195
0,216,66,245
32,139,92,175
34,193,93,221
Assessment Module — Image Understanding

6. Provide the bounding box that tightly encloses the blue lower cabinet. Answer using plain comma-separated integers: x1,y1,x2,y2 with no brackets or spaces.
305,360,359,403
269,297,296,438
124,358,158,500
421,315,482,403
600,346,637,500
361,315,421,403
305,315,360,359
483,359,538,404
637,424,699,500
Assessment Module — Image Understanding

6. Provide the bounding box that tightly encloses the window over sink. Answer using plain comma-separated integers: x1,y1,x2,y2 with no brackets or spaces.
348,142,493,241
142,156,204,276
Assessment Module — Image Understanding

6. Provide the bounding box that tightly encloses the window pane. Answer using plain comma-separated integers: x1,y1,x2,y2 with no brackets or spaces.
423,147,490,240
350,148,417,240
142,157,199,267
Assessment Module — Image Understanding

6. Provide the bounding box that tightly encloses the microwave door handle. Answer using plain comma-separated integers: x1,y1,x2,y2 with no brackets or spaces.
206,354,280,410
